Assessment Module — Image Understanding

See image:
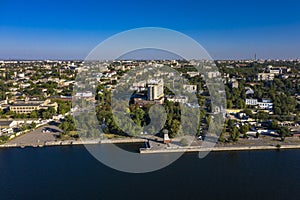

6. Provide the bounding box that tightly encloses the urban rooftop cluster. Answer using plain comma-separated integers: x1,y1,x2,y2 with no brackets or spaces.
0,59,300,146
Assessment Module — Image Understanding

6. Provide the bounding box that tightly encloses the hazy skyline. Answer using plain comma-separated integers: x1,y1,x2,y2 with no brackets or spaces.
1,0,300,60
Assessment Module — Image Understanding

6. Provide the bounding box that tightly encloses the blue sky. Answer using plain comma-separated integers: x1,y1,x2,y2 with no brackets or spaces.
0,0,300,60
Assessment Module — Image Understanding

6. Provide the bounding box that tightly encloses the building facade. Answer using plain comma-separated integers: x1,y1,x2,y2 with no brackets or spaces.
245,98,258,106
9,99,58,114
147,80,164,101
257,73,275,81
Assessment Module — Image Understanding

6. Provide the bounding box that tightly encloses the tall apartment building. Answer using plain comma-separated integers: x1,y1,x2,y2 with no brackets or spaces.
147,79,164,101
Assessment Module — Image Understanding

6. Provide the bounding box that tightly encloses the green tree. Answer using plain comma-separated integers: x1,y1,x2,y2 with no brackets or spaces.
227,100,233,109
169,119,181,138
218,127,226,143
42,111,52,119
19,124,28,132
229,126,239,142
30,110,39,118
0,135,9,143
131,107,145,126
256,111,269,121
57,101,71,115
240,125,249,137
277,126,290,141
237,99,246,109
59,115,76,135
269,120,279,129
30,122,36,129
47,106,56,115
243,109,252,116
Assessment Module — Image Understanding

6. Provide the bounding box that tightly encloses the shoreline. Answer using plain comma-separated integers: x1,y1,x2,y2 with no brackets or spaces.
1,138,300,153
139,144,300,154
0,138,147,148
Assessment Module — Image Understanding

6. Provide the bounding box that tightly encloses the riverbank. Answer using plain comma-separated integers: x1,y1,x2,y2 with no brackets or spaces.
139,144,300,154
0,138,147,148
2,127,300,153
0,122,147,148
1,137,300,154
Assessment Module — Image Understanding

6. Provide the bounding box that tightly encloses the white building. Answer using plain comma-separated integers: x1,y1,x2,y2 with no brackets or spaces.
166,95,188,103
245,99,258,106
246,98,273,110
257,73,275,81
75,91,93,98
183,84,197,93
206,71,220,79
147,79,164,101
187,72,200,77
258,99,273,110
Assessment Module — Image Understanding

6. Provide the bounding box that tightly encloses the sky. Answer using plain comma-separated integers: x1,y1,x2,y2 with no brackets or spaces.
0,0,300,60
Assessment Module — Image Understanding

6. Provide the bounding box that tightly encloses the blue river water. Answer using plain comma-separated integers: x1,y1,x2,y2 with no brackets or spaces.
0,144,300,200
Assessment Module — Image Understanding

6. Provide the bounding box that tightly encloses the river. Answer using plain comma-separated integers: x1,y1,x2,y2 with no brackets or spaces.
0,144,300,199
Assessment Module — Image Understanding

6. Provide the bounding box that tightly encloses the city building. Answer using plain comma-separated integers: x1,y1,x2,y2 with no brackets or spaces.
0,120,16,129
74,91,93,98
147,79,164,101
267,65,290,74
187,71,200,77
9,99,57,114
183,84,197,93
258,99,273,110
245,98,273,110
257,73,275,81
206,71,220,79
166,95,188,103
0,120,17,136
245,99,258,106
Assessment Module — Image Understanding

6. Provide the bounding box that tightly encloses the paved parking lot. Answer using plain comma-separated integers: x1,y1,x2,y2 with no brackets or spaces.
6,125,62,146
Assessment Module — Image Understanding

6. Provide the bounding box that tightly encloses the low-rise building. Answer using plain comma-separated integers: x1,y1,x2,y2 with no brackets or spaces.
187,71,200,77
0,120,17,136
258,102,273,110
0,120,16,129
74,91,93,98
166,95,188,103
245,98,273,110
206,71,220,79
183,84,197,93
9,103,40,114
9,99,57,114
257,73,275,81
245,98,258,106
